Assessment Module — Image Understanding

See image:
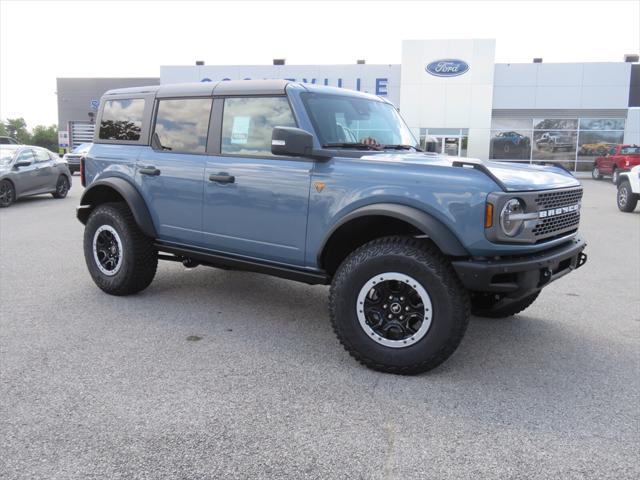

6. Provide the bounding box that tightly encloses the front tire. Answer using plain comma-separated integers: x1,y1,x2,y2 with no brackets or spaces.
0,179,15,207
329,237,470,374
617,180,638,212
84,202,158,295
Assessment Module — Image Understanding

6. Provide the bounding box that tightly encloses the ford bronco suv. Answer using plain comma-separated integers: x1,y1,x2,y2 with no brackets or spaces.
77,80,587,374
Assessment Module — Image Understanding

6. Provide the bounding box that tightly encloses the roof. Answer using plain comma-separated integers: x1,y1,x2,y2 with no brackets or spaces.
103,79,385,101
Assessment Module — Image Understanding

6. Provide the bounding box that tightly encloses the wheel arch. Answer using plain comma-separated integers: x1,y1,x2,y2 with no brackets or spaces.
77,178,157,238
318,203,469,275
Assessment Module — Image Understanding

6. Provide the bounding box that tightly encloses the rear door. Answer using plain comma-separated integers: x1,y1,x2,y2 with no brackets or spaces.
33,148,58,190
201,96,311,266
136,97,213,245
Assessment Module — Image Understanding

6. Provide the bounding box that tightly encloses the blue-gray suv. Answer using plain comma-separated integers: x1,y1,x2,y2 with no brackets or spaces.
77,80,587,374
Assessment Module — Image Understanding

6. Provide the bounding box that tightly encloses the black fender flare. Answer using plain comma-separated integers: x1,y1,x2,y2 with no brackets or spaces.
77,177,157,238
318,203,469,264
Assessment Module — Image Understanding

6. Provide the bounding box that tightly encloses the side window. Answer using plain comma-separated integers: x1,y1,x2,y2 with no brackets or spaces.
609,147,617,155
221,97,296,156
34,149,51,162
99,98,145,141
153,98,212,154
16,149,35,163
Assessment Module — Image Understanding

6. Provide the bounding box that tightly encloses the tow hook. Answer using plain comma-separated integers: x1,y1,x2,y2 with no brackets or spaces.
576,252,588,269
539,268,552,287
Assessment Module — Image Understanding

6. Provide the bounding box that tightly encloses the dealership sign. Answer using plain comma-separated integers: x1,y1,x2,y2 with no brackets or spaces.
425,59,469,77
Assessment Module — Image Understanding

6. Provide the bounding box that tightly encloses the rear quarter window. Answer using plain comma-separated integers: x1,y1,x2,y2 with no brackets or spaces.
99,98,145,141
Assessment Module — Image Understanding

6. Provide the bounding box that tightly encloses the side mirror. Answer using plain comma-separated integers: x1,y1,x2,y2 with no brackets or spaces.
271,127,315,157
14,160,32,168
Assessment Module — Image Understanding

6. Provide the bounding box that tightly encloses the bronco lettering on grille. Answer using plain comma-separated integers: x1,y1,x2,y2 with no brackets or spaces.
538,203,580,219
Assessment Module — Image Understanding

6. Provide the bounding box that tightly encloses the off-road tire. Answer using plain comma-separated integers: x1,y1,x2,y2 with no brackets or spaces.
617,180,638,212
329,236,470,375
52,175,70,199
84,202,157,295
0,179,15,207
591,165,602,180
471,291,540,318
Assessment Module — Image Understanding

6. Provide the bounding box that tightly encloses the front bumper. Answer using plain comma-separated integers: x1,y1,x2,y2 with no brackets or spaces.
452,235,587,298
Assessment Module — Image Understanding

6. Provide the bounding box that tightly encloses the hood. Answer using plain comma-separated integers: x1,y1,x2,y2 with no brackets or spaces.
360,153,580,192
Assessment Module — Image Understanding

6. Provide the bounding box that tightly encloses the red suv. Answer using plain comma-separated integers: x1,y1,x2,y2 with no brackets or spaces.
592,145,640,183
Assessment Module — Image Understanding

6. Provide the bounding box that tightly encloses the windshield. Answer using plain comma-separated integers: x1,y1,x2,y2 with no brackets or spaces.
72,143,92,154
0,147,17,166
301,93,417,149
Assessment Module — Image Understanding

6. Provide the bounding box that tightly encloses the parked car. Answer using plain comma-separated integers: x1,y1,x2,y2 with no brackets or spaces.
77,80,587,374
592,144,640,183
535,131,574,152
0,136,19,145
63,142,92,174
616,165,640,212
0,145,72,207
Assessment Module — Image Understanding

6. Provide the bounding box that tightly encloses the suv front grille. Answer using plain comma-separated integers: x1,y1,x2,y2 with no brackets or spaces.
532,187,583,240
534,187,583,209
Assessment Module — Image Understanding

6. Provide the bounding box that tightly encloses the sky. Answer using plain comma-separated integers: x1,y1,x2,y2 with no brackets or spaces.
1,0,639,127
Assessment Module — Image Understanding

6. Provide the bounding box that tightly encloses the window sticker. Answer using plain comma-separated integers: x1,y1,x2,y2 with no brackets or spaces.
231,116,250,144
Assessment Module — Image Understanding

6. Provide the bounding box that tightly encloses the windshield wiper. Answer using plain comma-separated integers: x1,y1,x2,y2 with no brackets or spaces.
382,144,422,151
322,142,381,150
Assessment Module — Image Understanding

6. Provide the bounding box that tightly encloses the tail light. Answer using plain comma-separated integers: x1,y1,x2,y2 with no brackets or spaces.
80,157,86,187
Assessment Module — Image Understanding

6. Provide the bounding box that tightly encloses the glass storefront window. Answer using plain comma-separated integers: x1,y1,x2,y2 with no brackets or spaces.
489,130,532,160
533,119,578,130
532,130,578,162
577,130,625,163
579,118,625,131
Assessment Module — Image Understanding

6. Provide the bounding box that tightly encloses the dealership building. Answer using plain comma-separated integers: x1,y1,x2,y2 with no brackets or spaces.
57,39,639,174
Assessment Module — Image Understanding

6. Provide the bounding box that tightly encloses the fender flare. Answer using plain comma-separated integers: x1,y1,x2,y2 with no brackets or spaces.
77,177,157,238
318,203,469,264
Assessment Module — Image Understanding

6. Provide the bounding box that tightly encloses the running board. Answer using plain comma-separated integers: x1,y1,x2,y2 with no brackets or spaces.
154,242,330,285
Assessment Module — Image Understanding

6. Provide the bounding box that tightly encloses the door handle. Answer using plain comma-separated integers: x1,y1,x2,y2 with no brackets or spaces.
209,173,235,184
139,166,161,176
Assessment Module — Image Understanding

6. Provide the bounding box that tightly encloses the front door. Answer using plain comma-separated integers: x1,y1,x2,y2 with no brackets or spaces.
136,97,213,245
12,149,40,196
202,96,311,266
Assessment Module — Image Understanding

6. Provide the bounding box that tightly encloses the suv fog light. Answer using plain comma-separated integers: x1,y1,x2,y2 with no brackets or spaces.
500,198,525,237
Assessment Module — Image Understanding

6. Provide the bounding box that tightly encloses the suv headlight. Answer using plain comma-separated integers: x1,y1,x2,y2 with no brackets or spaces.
500,198,525,237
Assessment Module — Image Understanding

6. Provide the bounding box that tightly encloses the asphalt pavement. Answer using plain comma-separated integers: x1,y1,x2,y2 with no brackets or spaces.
1,177,638,479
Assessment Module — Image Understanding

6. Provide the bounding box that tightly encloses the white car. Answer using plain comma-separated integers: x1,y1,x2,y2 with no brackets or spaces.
616,165,640,212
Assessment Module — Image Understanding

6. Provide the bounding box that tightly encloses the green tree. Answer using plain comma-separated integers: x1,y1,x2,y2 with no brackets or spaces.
0,122,7,137
4,118,31,144
30,124,58,151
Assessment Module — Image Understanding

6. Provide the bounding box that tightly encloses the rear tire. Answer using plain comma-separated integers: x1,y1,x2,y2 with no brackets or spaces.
471,291,540,318
0,179,15,208
611,168,619,184
591,165,602,180
329,236,470,375
84,202,157,295
617,180,638,212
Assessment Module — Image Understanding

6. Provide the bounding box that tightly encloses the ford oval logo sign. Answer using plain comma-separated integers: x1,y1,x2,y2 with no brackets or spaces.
425,59,470,77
